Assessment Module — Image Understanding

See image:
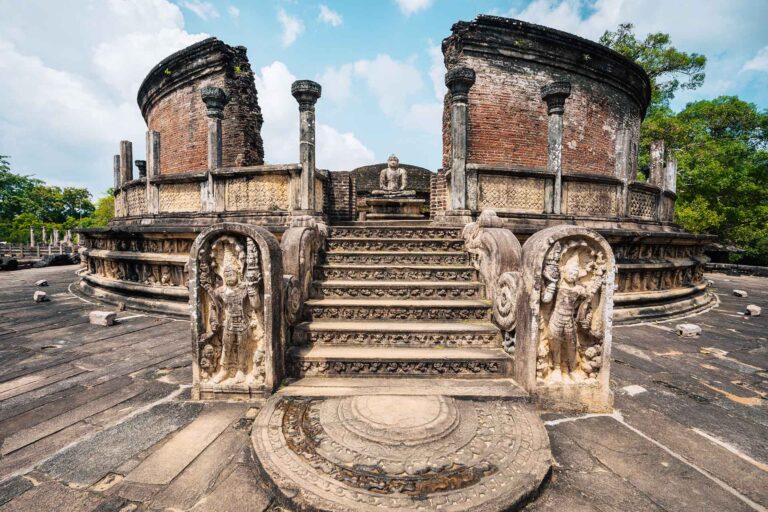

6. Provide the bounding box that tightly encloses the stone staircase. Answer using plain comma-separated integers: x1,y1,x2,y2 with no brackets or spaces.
288,223,512,379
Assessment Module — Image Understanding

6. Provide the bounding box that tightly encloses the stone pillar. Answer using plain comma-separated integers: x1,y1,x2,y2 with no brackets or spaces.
445,67,476,216
664,153,677,194
615,126,632,216
649,140,665,188
120,141,133,184
291,80,322,214
113,154,121,191
29,227,35,248
53,228,59,245
42,226,47,245
201,87,229,212
66,229,72,245
541,82,571,215
146,131,160,214
135,160,147,178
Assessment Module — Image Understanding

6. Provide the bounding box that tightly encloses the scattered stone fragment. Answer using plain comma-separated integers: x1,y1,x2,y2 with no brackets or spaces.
620,385,647,396
706,279,715,287
89,311,117,326
33,291,47,303
746,305,761,317
733,289,748,297
676,323,701,338
115,301,126,312
35,279,48,286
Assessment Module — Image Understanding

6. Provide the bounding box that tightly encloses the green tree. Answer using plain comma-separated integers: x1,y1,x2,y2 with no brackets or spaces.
79,191,114,228
62,187,95,219
599,23,706,111
0,155,44,220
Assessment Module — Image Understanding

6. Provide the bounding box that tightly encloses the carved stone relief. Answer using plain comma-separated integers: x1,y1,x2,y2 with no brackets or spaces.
628,189,657,219
281,215,326,331
189,223,284,399
564,182,617,216
225,174,290,211
515,225,615,412
159,182,201,213
126,186,147,216
477,175,545,212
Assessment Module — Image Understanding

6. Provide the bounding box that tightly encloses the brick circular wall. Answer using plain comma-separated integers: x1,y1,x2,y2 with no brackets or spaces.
137,38,264,175
442,16,650,177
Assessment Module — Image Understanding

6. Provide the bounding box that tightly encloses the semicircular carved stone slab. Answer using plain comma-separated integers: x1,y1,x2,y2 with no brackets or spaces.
189,223,284,399
514,225,615,413
252,395,551,512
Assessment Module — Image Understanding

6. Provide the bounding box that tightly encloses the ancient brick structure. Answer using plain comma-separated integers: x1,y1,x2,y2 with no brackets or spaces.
78,16,714,327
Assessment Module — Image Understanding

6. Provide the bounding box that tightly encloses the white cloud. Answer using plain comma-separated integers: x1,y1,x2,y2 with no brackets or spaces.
318,4,343,27
0,0,208,193
254,61,374,169
180,0,219,21
318,63,354,104
395,0,434,16
353,54,424,115
427,41,446,101
277,8,305,47
227,5,240,19
743,47,768,72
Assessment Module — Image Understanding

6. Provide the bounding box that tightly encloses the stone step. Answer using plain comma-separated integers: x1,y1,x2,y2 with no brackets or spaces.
287,346,512,378
315,264,477,281
305,298,492,321
329,226,462,240
323,251,470,266
311,280,484,300
293,320,502,347
327,237,464,252
278,377,528,399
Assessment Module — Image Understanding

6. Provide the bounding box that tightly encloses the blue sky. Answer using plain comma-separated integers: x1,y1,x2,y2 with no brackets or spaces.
1,0,766,199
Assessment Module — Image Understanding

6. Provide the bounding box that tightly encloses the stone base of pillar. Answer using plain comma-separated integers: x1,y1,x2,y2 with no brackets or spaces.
437,209,473,226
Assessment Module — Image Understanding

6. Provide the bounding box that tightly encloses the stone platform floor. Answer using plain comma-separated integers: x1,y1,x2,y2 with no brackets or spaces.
0,266,766,511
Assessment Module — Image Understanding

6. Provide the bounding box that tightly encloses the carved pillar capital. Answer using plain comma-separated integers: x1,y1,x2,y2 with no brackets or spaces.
201,86,229,119
445,67,476,103
291,80,322,111
135,160,147,178
540,81,571,115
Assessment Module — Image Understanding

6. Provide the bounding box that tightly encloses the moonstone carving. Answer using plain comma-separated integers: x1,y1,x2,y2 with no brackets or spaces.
189,223,284,399
514,225,615,412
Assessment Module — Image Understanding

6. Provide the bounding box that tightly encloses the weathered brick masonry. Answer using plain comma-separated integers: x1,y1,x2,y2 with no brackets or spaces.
327,171,356,222
138,38,264,175
442,16,646,177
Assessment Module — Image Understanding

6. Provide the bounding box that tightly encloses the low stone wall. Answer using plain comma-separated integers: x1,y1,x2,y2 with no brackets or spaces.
706,262,768,277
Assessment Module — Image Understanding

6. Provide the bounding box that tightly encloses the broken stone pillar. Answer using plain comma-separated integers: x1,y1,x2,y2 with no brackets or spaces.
53,228,59,245
65,229,72,245
201,86,229,212
135,160,147,179
515,225,615,412
662,153,678,222
291,80,322,214
42,226,47,245
649,140,665,188
445,67,476,220
541,82,571,215
113,154,121,190
120,141,133,184
29,227,35,248
189,222,285,399
146,130,160,214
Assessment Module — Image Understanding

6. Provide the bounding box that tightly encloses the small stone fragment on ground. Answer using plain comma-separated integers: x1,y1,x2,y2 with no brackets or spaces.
676,323,701,338
89,311,117,326
33,291,47,302
116,301,126,312
620,384,647,396
35,279,48,286
733,289,748,297
746,305,761,317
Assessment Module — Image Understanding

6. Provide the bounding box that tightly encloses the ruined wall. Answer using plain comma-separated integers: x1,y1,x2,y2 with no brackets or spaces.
328,171,357,222
138,38,264,175
442,16,649,178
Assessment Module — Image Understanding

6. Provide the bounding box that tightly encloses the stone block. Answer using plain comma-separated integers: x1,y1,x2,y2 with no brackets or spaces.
35,279,48,286
746,305,761,317
733,289,748,297
33,291,47,303
676,323,701,338
89,311,117,326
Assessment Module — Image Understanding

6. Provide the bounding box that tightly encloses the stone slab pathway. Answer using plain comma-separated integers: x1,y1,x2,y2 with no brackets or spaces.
0,265,765,511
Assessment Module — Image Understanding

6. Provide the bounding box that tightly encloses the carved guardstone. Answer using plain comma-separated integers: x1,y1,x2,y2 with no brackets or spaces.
189,223,284,399
514,225,615,412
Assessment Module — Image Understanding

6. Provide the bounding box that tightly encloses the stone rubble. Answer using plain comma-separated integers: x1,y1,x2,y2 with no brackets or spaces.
733,289,748,297
33,290,47,302
676,323,702,338
89,311,117,326
746,305,762,317
35,279,49,286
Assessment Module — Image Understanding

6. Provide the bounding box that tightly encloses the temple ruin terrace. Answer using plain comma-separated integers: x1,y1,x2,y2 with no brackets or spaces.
1,14,764,512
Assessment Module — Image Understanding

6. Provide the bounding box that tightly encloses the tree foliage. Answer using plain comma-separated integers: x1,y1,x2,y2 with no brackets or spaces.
601,25,768,264
0,156,110,243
